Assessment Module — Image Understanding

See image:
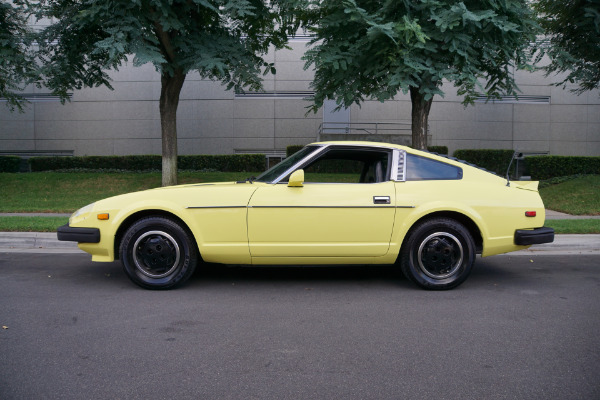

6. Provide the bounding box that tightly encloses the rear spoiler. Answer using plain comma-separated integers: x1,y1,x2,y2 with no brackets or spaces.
511,181,539,191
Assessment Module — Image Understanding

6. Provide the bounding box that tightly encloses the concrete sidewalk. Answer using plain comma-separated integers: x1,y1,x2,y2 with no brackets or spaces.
0,232,598,255
545,210,600,220
0,232,81,254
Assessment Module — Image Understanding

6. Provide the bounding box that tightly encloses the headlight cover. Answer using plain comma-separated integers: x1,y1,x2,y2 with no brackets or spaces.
70,202,96,224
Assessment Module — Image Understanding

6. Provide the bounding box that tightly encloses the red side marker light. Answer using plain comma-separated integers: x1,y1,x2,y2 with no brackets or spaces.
525,211,536,217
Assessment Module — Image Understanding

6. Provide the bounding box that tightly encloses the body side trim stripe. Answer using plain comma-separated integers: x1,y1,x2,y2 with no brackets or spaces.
188,205,415,209
249,206,397,209
187,206,247,209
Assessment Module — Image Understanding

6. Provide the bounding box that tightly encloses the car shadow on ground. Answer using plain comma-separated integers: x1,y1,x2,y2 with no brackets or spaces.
30,253,518,290
190,263,407,286
187,257,518,290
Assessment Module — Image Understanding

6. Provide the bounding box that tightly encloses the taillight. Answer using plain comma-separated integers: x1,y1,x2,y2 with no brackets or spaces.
525,211,536,217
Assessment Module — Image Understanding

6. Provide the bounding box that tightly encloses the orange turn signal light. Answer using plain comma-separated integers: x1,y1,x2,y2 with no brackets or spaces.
525,211,536,217
97,213,110,220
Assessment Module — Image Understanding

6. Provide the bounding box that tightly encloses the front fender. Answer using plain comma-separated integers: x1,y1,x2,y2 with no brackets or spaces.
79,183,258,263
73,198,193,262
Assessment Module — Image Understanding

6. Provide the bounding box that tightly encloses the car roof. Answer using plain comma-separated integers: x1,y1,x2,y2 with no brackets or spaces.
312,141,406,150
311,141,499,176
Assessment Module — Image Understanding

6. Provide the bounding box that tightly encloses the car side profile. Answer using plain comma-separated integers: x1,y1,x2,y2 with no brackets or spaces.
57,141,554,290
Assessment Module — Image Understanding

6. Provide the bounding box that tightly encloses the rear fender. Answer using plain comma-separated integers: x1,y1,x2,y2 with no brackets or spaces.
390,202,487,256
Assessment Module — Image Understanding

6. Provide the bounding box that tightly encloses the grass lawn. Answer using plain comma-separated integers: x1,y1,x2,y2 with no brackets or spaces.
0,171,260,213
539,175,600,215
0,216,69,232
1,172,598,233
544,219,600,234
0,171,367,213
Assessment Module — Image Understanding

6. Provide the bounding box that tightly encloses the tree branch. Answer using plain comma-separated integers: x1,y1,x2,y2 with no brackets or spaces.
151,13,177,64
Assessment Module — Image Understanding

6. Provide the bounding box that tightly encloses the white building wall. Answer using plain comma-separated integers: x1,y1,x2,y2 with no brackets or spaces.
1,39,599,156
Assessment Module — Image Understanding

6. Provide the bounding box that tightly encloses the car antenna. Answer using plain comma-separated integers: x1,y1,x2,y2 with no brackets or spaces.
505,151,521,187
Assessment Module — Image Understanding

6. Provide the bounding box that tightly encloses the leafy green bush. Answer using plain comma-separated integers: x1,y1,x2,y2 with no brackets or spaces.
427,146,448,155
29,154,265,172
29,155,161,171
179,154,265,172
526,156,600,180
538,174,587,189
286,145,304,157
453,149,516,176
0,156,21,172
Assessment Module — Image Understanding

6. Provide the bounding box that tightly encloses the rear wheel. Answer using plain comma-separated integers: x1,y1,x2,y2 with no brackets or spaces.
120,216,198,290
400,218,475,290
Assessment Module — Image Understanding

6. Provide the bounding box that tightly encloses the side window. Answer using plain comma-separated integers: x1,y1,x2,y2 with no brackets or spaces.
405,154,462,181
285,148,391,183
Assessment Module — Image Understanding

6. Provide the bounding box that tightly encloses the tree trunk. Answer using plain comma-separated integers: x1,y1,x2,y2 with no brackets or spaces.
409,86,433,150
159,69,186,187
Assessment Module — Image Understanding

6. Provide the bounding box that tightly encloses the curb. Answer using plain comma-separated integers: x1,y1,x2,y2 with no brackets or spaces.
0,232,598,255
506,234,600,256
0,232,80,254
544,210,600,220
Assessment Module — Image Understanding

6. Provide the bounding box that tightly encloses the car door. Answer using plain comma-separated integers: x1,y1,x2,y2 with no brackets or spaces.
247,147,396,259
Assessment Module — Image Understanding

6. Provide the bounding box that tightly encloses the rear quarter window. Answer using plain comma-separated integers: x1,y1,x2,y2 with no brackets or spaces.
406,154,463,181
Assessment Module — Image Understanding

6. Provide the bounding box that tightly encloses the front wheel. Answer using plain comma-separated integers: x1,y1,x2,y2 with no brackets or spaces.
400,218,475,290
120,216,198,290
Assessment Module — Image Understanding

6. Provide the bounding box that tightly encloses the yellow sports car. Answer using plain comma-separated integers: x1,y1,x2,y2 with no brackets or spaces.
57,141,554,290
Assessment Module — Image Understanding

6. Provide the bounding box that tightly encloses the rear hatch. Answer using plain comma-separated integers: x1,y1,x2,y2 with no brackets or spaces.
512,181,539,192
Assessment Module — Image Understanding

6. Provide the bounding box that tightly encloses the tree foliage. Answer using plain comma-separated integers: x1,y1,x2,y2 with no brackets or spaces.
303,0,539,149
534,0,600,93
34,0,299,97
0,0,37,112
32,0,302,185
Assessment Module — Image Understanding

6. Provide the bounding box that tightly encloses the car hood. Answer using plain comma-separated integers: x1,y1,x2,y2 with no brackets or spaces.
89,181,263,214
149,181,238,190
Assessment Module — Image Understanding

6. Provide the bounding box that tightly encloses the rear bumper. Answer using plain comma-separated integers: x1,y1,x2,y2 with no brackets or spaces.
514,227,555,246
57,224,100,243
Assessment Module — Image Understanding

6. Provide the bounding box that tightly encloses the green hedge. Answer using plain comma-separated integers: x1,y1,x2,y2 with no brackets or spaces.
29,155,161,171
453,149,516,176
28,154,265,172
0,156,21,173
526,156,600,180
427,146,448,155
179,154,265,172
286,145,304,157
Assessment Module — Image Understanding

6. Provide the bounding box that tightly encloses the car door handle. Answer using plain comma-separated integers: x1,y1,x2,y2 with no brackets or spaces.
373,196,390,205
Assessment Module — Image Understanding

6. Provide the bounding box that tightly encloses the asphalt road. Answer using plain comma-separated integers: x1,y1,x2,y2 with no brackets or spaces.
1,252,599,400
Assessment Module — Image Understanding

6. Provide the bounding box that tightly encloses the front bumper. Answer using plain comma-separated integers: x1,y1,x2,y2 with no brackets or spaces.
57,224,101,243
514,227,555,246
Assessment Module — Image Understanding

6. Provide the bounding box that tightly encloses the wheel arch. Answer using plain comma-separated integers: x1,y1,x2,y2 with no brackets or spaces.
399,211,483,258
113,209,200,261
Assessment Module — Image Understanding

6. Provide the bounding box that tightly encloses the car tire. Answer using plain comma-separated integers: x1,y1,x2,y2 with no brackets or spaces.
400,218,475,290
120,216,198,290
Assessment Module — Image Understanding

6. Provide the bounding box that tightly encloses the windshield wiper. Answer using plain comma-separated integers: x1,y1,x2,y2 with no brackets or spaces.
236,176,256,184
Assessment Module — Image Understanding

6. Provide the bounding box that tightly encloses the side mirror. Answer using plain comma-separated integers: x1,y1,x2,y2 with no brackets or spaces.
288,169,304,187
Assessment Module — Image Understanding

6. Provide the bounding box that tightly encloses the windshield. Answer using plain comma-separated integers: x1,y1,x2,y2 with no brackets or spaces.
255,146,319,183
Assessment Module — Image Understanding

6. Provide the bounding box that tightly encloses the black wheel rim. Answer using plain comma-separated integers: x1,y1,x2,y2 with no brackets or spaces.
133,231,181,278
417,232,464,280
